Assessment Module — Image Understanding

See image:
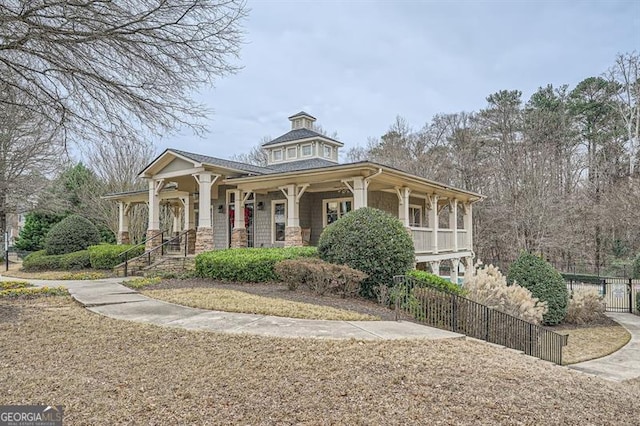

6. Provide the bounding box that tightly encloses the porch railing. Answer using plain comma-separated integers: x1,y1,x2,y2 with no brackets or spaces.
392,275,568,364
410,228,470,254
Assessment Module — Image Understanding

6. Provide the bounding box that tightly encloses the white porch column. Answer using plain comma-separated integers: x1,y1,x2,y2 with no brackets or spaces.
464,203,473,251
117,202,130,244
284,184,299,228
194,172,218,253
181,195,196,230
352,177,368,209
233,189,244,229
171,205,182,234
148,180,160,230
280,184,308,247
450,199,458,252
118,202,129,233
180,195,196,254
146,179,163,251
197,173,213,229
451,258,460,285
430,260,441,276
397,187,411,227
429,195,439,254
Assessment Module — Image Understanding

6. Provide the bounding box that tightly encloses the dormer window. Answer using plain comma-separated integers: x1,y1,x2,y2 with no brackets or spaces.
301,144,312,157
286,146,297,159
323,145,332,158
273,149,283,162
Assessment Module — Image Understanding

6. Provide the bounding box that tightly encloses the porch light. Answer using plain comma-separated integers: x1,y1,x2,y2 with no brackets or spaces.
218,205,224,214
257,201,264,211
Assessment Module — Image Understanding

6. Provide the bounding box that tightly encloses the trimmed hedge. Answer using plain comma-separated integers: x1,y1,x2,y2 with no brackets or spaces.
318,207,415,299
406,270,466,296
22,250,63,271
195,247,317,282
88,244,144,269
507,252,569,325
44,215,101,255
275,258,367,297
59,250,91,270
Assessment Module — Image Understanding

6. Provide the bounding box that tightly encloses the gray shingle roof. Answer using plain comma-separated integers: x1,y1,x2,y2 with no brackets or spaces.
261,128,343,147
170,149,272,175
263,158,338,173
288,111,316,120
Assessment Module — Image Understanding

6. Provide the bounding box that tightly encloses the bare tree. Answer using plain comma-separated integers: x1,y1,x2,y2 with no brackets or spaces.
231,136,269,166
607,52,640,176
0,85,64,248
80,137,157,242
0,0,248,144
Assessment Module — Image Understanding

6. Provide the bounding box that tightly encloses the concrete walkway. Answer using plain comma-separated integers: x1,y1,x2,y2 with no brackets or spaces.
1,276,462,341
569,312,640,382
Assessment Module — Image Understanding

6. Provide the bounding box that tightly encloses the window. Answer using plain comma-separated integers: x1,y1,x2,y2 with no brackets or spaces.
323,198,352,227
272,149,283,161
286,146,297,159
301,144,312,157
323,145,332,158
409,205,423,227
272,200,287,243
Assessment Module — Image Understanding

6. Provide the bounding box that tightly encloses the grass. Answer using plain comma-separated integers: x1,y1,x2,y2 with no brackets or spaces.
1,297,639,425
0,281,68,298
2,267,109,280
556,324,631,365
124,276,163,289
142,288,379,321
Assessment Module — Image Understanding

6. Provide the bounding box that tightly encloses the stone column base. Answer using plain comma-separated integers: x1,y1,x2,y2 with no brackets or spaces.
145,229,162,251
230,228,248,248
186,229,197,254
284,226,303,247
118,231,130,245
195,227,214,253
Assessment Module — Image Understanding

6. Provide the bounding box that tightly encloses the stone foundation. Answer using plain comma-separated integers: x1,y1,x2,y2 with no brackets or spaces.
230,228,248,248
284,226,303,247
117,230,130,245
145,229,162,251
186,229,197,254
195,227,214,253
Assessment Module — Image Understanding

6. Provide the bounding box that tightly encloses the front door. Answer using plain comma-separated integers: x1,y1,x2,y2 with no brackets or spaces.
228,202,255,248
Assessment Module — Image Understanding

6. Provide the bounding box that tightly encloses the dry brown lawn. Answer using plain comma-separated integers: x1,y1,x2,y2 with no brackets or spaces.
2,266,109,280
142,288,378,321
2,297,639,425
554,324,631,365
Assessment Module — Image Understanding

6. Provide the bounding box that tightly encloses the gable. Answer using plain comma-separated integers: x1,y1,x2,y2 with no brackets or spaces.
159,157,196,174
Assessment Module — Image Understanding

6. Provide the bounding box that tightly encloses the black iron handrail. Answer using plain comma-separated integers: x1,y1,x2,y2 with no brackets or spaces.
118,230,165,263
392,275,569,364
122,230,190,277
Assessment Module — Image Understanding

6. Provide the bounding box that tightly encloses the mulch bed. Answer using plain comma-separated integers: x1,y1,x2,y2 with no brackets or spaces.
150,278,400,320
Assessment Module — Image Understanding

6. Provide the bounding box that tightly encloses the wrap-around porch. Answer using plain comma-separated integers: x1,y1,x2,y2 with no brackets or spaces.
106,150,483,281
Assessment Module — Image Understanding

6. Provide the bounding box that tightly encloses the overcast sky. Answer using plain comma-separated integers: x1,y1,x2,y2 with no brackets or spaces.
159,0,640,161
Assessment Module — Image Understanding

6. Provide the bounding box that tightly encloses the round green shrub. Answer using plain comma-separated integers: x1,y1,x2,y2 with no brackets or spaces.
44,215,101,255
317,207,415,298
506,252,568,325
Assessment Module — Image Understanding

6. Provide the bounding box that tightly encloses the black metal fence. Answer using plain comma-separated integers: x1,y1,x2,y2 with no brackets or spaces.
392,275,568,364
483,258,635,278
567,278,639,314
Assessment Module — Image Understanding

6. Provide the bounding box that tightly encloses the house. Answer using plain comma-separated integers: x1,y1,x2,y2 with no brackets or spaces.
105,112,484,282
